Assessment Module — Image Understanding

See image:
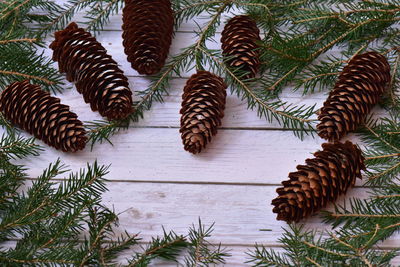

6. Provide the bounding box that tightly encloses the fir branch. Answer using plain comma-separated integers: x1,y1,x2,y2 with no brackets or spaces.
0,38,36,45
35,0,93,37
199,47,317,138
0,133,41,160
0,70,56,85
127,230,187,267
173,0,224,28
84,0,124,34
184,219,230,266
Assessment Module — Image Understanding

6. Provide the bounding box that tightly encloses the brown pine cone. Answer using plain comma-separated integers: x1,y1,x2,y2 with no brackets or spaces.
50,22,133,121
317,52,390,141
0,80,87,152
221,15,261,79
180,71,227,154
122,0,174,75
271,141,365,223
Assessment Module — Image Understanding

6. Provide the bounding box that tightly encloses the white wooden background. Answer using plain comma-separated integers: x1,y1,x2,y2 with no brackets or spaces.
7,3,400,266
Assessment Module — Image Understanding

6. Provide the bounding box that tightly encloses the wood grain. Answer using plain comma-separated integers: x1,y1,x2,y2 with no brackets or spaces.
17,128,362,185
100,182,400,249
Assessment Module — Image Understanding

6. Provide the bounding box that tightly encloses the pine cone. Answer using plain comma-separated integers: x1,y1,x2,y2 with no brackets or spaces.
271,141,365,223
0,80,87,152
221,15,261,79
50,22,133,121
180,71,227,154
317,52,390,141
122,0,174,75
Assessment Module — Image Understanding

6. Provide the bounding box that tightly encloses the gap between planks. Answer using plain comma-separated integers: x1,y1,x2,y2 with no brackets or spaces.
24,177,378,191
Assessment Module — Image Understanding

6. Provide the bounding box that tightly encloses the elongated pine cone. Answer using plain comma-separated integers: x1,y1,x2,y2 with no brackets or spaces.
50,22,133,121
317,52,390,141
271,141,365,223
180,71,227,154
122,0,174,75
221,15,261,79
0,81,87,152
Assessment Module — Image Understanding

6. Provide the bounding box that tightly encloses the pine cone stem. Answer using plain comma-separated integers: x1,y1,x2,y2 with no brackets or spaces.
122,0,174,75
50,22,133,121
272,141,365,223
180,71,227,154
317,52,390,141
221,15,261,79
0,80,87,152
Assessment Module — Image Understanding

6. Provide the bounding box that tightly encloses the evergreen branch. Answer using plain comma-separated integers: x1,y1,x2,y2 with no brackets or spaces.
199,46,317,138
364,124,400,153
328,234,374,267
0,134,41,159
375,194,400,199
368,161,400,181
79,206,119,267
195,1,228,49
127,230,187,267
0,0,31,20
0,38,36,44
365,153,400,160
35,0,93,37
268,66,299,91
305,257,323,267
0,256,76,265
184,219,230,266
302,241,354,258
301,72,339,84
85,0,124,34
173,0,226,28
0,70,55,85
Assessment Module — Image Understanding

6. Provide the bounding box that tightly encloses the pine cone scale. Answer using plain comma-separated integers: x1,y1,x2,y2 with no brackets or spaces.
221,15,261,79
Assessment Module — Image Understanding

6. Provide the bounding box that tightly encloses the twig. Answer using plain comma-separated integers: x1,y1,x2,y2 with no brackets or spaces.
364,124,400,153
365,153,400,160
0,0,31,20
303,241,354,258
330,213,400,218
0,70,55,84
368,161,400,181
305,257,322,267
0,38,37,45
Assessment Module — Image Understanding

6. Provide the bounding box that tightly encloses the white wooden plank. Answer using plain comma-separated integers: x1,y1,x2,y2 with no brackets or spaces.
99,182,400,249
14,128,372,185
51,77,385,130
